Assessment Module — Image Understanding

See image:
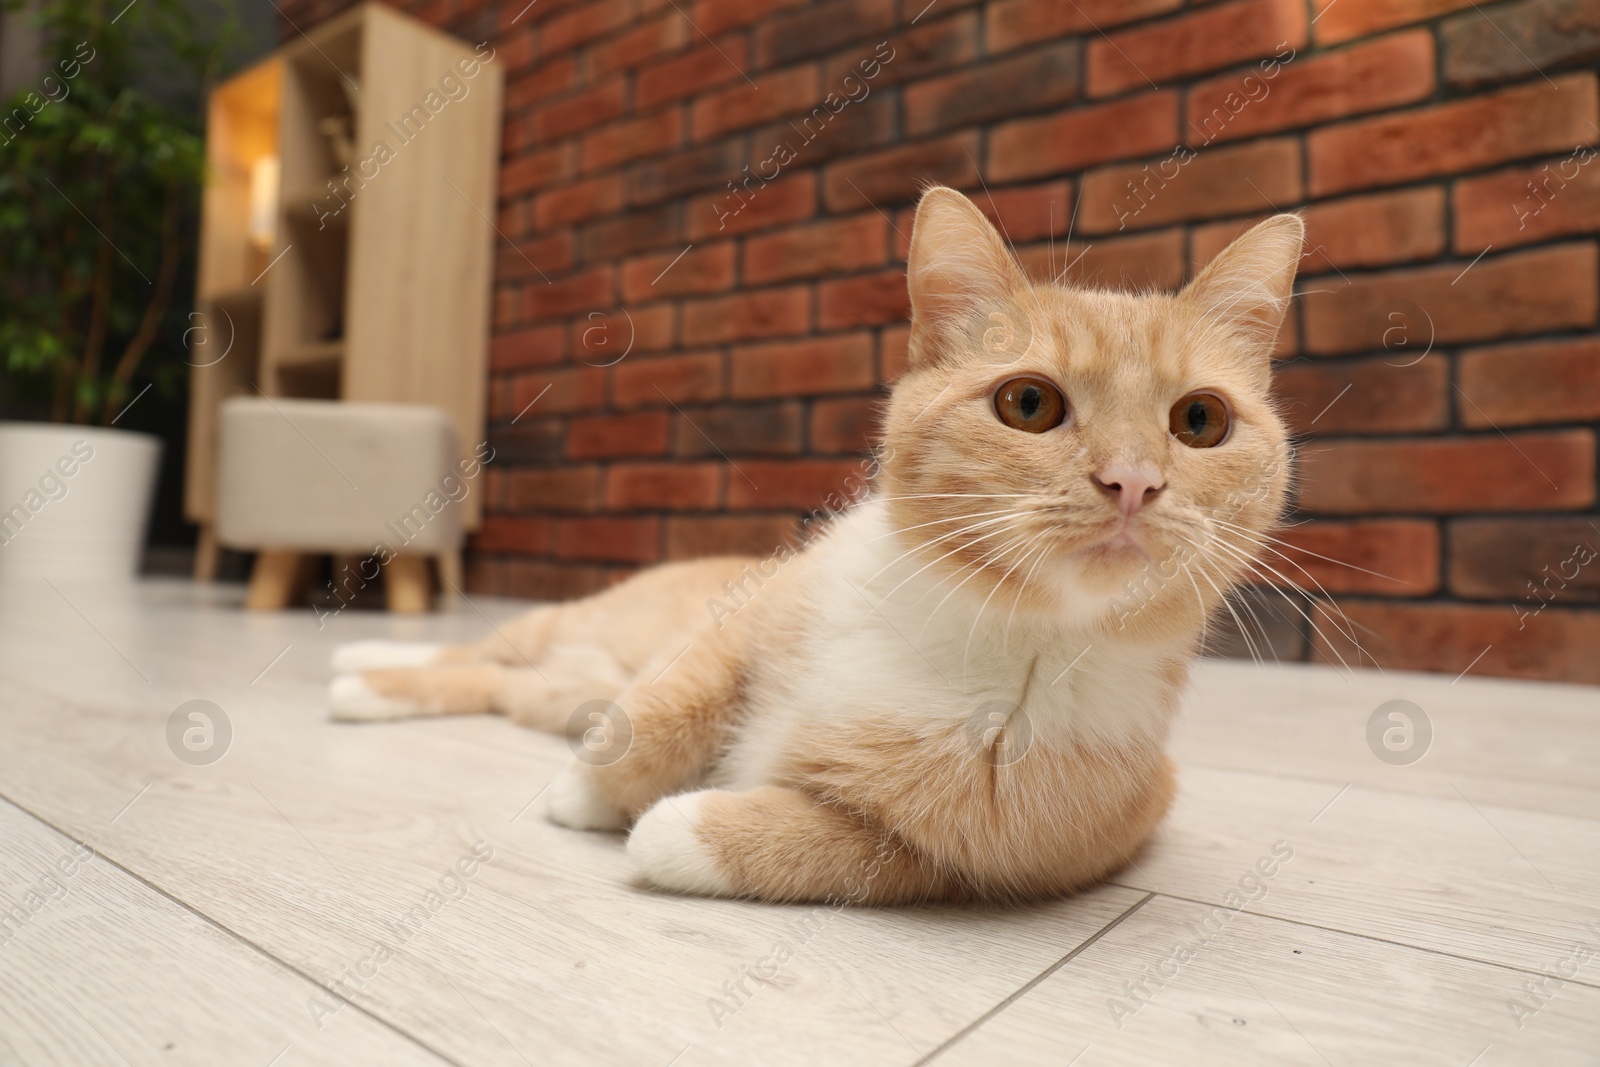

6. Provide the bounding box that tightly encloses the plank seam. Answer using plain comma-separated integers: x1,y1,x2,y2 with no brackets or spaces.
913,891,1157,1066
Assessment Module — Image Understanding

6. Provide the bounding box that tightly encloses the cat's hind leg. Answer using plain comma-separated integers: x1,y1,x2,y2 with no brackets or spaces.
626,786,952,904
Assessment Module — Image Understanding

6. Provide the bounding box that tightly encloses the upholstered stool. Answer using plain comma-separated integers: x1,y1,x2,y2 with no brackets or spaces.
215,398,467,612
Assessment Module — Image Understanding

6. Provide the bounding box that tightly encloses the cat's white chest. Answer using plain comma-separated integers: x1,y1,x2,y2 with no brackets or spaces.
719,503,1182,789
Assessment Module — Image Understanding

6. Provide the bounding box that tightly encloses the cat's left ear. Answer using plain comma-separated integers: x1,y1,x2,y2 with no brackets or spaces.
1182,214,1305,356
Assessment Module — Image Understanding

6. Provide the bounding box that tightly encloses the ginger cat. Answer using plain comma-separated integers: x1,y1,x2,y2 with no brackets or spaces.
330,186,1301,905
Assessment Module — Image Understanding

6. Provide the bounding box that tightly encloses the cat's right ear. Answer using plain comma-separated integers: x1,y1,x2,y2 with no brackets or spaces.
907,186,1029,366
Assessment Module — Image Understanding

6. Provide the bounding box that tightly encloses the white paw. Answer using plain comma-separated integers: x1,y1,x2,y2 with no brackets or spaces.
328,674,422,722
330,640,441,673
626,791,733,897
545,765,627,832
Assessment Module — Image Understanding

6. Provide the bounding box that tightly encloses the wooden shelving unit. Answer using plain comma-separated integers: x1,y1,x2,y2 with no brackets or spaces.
186,2,503,580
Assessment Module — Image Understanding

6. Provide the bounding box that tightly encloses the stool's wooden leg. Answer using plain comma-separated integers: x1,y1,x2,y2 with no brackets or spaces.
194,523,221,582
386,555,432,614
246,551,304,611
436,551,464,596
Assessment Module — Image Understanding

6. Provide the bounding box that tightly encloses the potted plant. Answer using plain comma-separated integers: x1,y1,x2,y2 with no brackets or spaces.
0,0,236,581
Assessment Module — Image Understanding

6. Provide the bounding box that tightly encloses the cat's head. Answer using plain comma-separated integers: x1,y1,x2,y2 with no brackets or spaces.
879,186,1299,639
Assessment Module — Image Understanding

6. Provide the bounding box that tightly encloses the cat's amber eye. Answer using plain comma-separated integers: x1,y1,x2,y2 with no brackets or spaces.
1169,391,1231,448
994,376,1067,433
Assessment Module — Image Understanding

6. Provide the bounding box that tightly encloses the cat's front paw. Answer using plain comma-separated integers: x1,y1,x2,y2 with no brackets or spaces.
328,674,426,721
626,790,734,897
546,765,628,832
330,640,442,673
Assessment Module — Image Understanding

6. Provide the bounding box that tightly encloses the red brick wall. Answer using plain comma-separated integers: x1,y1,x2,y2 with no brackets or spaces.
278,0,1600,683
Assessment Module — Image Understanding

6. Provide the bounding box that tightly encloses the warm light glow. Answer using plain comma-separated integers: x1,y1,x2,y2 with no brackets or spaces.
248,155,280,248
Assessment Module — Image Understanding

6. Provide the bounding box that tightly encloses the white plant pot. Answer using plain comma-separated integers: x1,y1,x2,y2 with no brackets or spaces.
0,423,162,583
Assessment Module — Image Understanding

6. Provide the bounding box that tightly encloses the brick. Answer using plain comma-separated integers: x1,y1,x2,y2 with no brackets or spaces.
587,13,692,75
1301,244,1599,354
505,54,577,110
621,243,736,301
1310,0,1476,45
1192,188,1446,273
692,0,808,35
811,396,882,453
502,559,611,600
682,287,811,345
580,205,680,260
612,350,725,408
541,0,632,52
525,268,615,321
1016,228,1188,291
1079,138,1301,234
606,462,723,510
463,555,504,596
468,515,553,554
686,172,816,241
581,112,685,173
824,12,979,89
1310,600,1600,684
500,144,576,197
744,214,888,286
486,422,564,465
1458,338,1600,428
567,411,672,459
752,0,895,70
1442,0,1600,86
1088,0,1307,99
692,65,820,141
488,376,516,421
881,325,911,382
822,133,980,212
749,94,898,169
988,92,1179,183
987,0,1182,54
818,270,911,329
1295,430,1596,514
1308,73,1599,197
672,402,803,456
510,366,606,415
1184,31,1433,145
1453,151,1600,252
904,41,1081,137
972,183,1073,247
731,334,876,398
1272,354,1448,436
637,36,751,109
496,232,574,282
570,303,676,359
531,78,628,141
727,459,871,509
630,140,746,205
1449,518,1600,603
1269,519,1440,596
498,26,537,74
665,514,799,559
507,467,602,512
533,174,625,228
491,323,567,371
555,516,661,563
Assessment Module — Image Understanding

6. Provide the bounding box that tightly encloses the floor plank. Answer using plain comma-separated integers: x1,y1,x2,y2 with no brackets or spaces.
1175,660,1600,819
933,895,1600,1066
0,798,449,1067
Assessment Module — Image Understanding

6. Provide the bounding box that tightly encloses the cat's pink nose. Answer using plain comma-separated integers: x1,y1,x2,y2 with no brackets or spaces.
1093,464,1166,516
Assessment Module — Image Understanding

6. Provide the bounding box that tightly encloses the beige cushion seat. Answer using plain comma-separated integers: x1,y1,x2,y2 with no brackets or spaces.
215,397,466,611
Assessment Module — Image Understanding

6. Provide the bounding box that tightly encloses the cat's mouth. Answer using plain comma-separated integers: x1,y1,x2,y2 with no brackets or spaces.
1071,524,1154,565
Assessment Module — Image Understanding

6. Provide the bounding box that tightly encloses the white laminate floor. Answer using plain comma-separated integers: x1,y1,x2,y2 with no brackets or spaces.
0,579,1596,1066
